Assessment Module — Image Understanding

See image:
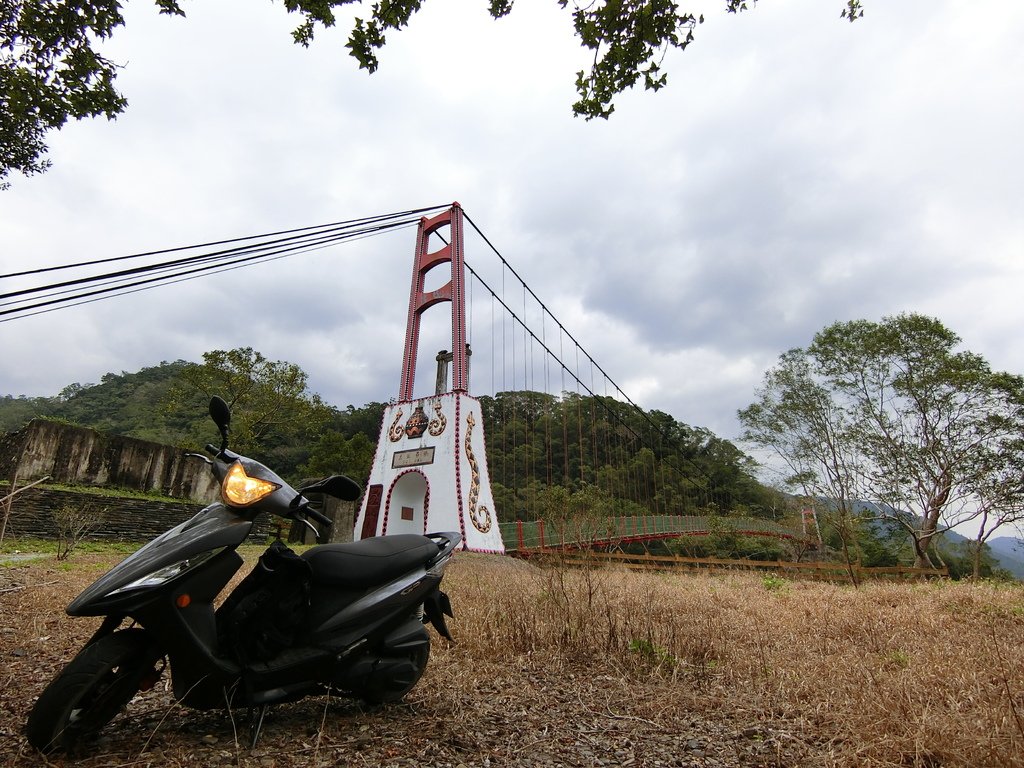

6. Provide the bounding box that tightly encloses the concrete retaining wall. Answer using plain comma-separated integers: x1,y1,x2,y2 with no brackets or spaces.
0,420,218,501
0,485,262,541
0,420,353,544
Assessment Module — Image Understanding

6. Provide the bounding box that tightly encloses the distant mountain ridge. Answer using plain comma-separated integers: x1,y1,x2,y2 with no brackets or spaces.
987,536,1024,579
926,527,1024,580
840,501,1024,580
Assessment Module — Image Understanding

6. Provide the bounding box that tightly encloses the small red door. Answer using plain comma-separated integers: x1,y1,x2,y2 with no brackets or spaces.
360,484,384,539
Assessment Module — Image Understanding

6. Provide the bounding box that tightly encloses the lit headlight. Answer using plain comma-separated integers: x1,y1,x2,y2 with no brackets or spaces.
222,461,281,507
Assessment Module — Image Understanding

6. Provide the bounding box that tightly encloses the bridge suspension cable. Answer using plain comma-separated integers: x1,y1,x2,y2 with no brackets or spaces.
0,205,450,323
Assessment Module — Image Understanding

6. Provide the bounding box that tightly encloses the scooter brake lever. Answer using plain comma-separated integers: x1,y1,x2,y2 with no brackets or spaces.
296,513,319,540
292,497,333,529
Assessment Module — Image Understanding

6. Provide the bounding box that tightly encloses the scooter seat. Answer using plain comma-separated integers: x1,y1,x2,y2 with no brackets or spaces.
301,535,441,589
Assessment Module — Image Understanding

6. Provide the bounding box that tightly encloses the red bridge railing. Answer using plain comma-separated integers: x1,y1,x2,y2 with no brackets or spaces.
498,515,804,553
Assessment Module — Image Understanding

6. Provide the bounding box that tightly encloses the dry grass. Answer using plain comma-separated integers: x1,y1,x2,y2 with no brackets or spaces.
445,553,1024,767
2,550,1023,767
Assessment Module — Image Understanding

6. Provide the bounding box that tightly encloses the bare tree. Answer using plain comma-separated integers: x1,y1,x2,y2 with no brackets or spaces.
0,475,50,543
738,350,869,585
53,503,104,561
964,439,1024,579
740,314,1024,570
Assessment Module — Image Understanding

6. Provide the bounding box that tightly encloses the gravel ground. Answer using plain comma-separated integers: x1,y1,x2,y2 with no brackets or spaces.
4,666,821,768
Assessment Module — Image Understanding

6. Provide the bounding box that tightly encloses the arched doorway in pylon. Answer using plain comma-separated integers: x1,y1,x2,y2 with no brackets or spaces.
381,469,430,536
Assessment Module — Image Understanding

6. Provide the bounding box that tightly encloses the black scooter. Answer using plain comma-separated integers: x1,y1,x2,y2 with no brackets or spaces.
25,396,459,753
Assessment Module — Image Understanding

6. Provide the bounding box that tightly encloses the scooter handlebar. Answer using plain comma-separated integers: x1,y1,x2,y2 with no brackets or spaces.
303,505,333,529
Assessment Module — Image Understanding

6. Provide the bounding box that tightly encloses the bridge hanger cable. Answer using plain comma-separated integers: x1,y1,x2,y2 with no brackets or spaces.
463,257,719,493
460,238,718,491
462,212,682,446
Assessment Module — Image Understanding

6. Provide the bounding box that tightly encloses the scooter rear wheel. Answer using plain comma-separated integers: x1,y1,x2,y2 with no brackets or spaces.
25,628,158,753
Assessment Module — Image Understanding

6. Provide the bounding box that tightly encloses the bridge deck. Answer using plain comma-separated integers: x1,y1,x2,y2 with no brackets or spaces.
499,515,803,553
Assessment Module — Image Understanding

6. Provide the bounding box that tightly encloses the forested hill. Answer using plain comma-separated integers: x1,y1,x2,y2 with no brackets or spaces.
0,362,191,440
5,353,1020,577
0,353,783,524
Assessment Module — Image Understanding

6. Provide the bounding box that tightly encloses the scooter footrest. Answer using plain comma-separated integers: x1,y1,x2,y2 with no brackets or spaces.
247,647,332,688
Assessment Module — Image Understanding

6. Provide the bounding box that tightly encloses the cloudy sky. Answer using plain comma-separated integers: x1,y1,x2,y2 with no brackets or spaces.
3,0,1023,447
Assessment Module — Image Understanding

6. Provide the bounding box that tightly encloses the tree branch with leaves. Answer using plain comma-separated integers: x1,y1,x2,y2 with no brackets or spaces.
2,0,868,187
165,347,331,470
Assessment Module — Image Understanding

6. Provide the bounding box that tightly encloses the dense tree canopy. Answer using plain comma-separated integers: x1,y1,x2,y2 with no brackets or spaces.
478,388,781,523
0,352,334,475
0,351,776,522
0,360,190,438
6,343,1019,574
165,347,333,470
2,0,866,188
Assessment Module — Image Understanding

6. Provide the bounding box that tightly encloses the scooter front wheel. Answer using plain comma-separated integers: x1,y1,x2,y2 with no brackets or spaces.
25,628,159,753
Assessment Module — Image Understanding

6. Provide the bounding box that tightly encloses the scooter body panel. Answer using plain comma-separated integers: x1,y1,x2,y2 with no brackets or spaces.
67,504,253,616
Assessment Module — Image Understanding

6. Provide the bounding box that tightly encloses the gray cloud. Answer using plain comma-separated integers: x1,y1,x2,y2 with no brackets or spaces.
2,0,1023,446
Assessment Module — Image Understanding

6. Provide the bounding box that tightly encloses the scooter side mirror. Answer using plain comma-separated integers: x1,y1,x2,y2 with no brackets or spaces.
300,474,362,502
209,396,231,451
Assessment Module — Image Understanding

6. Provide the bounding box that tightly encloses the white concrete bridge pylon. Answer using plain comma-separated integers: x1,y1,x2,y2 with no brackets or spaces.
354,204,505,553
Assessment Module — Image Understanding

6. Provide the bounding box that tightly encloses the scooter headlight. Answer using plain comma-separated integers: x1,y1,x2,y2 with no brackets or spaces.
222,461,281,507
109,548,224,594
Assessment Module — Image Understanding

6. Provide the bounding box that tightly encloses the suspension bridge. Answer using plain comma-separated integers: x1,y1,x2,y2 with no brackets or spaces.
499,515,805,553
1,202,809,553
